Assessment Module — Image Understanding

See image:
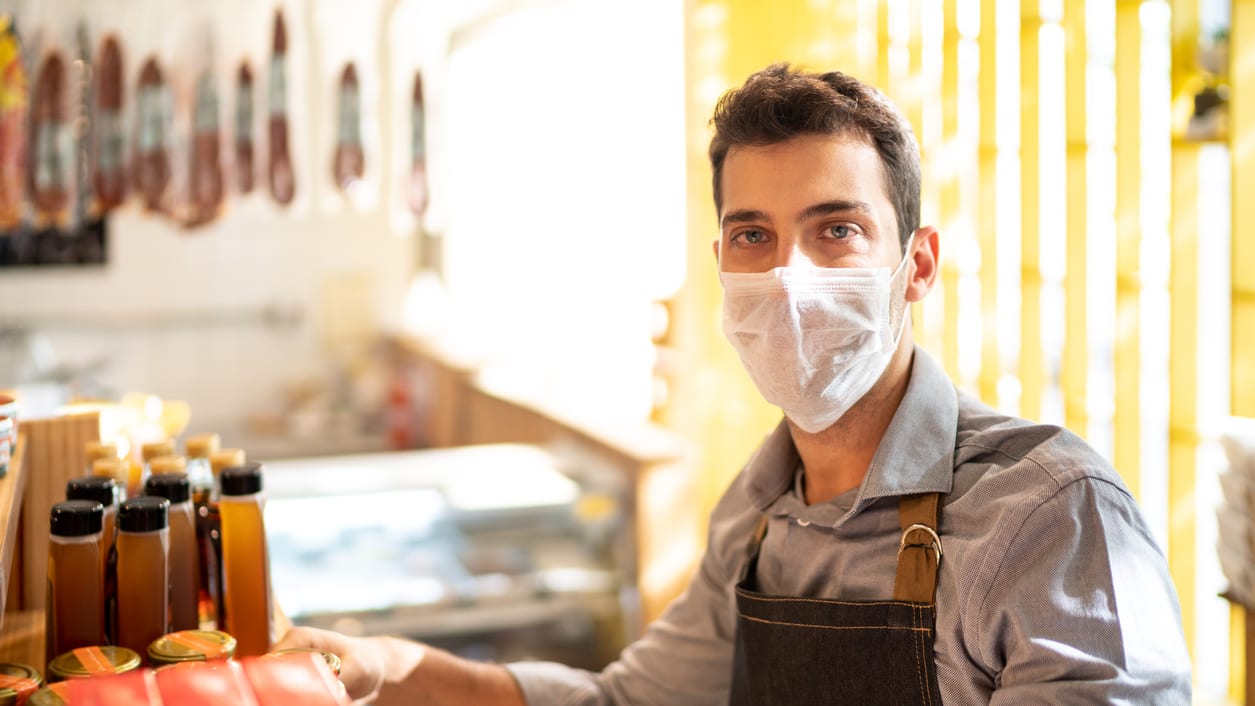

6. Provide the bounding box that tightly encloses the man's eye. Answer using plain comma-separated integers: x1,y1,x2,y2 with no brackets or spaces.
827,224,853,239
738,230,766,244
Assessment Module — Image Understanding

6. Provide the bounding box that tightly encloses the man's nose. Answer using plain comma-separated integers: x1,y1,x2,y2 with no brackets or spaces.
776,242,816,269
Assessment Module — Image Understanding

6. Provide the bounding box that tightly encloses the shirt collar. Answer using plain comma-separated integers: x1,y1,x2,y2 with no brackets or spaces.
742,347,958,524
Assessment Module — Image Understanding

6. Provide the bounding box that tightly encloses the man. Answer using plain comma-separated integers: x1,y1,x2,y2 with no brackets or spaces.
277,64,1192,704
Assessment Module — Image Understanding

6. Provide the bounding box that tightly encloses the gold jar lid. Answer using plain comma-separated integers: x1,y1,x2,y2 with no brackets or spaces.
26,682,70,706
148,630,237,666
0,662,42,704
91,457,127,481
48,646,141,681
148,455,187,475
185,433,221,460
264,647,341,676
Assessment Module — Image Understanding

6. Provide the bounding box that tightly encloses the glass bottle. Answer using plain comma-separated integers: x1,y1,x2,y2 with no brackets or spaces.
184,433,219,505
83,440,117,473
198,448,243,629
64,476,118,585
145,472,199,632
219,462,273,656
92,457,129,502
115,496,169,662
46,500,105,663
137,440,175,500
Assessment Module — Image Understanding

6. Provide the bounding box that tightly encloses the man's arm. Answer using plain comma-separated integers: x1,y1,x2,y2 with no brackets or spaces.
972,476,1192,704
273,627,525,706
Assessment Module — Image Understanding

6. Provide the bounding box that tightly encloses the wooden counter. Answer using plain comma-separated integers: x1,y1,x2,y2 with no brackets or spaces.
0,432,28,627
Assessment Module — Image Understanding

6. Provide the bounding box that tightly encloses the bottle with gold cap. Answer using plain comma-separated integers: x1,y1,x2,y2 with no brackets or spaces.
149,455,187,477
145,472,199,632
185,433,220,505
137,440,175,499
115,496,170,661
199,447,243,628
83,440,118,474
92,457,130,502
219,462,273,656
47,501,105,663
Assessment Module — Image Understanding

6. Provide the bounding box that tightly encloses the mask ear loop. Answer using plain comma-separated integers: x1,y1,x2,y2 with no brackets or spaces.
887,232,918,346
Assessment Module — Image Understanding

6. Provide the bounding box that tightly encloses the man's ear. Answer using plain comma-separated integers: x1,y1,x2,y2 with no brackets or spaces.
905,226,939,303
711,238,720,263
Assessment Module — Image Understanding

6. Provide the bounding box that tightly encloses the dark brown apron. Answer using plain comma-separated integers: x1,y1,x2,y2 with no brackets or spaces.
729,493,944,705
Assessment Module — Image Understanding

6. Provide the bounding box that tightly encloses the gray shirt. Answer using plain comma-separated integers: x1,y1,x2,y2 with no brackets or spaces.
508,348,1192,704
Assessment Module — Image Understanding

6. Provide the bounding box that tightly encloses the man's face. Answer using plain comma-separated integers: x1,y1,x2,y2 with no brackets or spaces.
717,133,904,274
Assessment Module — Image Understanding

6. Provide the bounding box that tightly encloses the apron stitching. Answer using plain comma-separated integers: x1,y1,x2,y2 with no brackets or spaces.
736,592,928,608
916,604,932,706
737,614,932,631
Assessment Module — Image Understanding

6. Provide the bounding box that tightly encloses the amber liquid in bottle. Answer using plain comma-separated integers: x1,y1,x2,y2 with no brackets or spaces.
220,462,273,656
115,497,170,662
146,473,199,632
46,501,105,664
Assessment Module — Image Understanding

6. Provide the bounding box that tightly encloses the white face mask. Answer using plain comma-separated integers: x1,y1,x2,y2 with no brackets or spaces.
719,248,913,434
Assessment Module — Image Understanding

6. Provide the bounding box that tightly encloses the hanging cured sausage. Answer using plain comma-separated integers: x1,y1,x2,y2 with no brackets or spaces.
408,72,427,217
187,70,224,226
93,35,126,214
267,9,295,205
30,50,71,225
0,16,26,230
133,57,170,212
332,62,362,191
234,61,255,194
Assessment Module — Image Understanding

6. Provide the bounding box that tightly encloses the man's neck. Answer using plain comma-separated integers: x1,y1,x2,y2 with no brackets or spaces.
791,344,915,506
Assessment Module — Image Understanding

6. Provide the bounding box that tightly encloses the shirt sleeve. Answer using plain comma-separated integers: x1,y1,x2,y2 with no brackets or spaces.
972,475,1192,704
507,481,756,706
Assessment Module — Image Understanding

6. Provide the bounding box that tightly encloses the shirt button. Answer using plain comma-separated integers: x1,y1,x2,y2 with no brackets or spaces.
796,518,810,527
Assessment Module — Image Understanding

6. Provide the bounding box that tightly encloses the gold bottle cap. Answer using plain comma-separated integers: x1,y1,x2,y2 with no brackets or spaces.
91,457,127,482
209,448,246,476
84,441,117,463
148,455,187,475
0,662,43,703
148,630,237,666
141,440,176,462
185,433,221,460
264,647,341,676
47,646,140,681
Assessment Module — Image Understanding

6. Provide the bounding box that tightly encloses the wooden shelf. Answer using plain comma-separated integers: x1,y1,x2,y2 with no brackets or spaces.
0,432,28,628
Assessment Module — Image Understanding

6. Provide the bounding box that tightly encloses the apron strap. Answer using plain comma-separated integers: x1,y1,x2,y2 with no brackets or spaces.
893,493,943,603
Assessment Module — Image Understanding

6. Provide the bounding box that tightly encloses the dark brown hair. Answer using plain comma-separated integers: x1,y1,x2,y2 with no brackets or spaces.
708,64,921,250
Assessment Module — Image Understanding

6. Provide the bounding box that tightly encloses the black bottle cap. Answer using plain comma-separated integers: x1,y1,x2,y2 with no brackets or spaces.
118,496,169,532
50,500,104,537
220,462,263,496
145,472,191,503
66,475,117,508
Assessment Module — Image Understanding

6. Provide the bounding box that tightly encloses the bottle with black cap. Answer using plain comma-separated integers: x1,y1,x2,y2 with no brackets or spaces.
115,496,170,662
65,475,118,572
145,472,200,632
219,461,273,656
46,500,105,663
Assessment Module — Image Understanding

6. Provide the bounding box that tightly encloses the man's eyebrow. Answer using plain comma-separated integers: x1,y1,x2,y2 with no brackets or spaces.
720,209,769,228
798,199,875,221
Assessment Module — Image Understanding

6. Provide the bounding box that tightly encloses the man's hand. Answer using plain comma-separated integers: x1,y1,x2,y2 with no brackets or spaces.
274,626,528,706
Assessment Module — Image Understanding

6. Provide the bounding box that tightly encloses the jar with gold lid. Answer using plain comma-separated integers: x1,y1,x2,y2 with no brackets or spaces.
0,662,42,704
47,646,141,681
26,682,69,706
147,630,237,667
